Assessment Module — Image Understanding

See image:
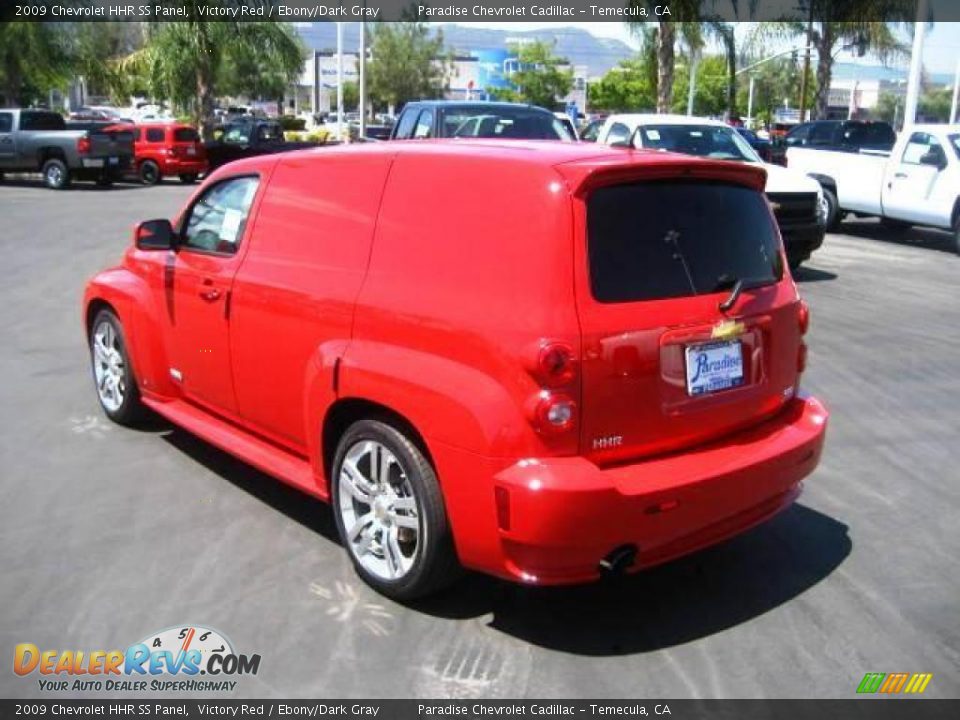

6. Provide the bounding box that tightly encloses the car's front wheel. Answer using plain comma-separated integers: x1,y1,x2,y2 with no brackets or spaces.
89,309,144,426
331,419,459,600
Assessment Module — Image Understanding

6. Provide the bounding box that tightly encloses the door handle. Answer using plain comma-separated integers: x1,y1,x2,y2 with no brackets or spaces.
199,277,221,301
893,172,908,178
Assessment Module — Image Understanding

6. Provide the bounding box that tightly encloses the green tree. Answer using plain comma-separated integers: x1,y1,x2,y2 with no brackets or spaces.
918,87,953,123
502,41,573,109
588,57,655,112
754,1,913,120
671,55,730,116
118,1,303,136
69,23,146,104
366,21,448,112
737,55,814,125
0,22,70,107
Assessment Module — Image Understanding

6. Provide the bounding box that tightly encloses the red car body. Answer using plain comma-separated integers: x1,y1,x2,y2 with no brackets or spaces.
84,141,827,589
131,122,208,183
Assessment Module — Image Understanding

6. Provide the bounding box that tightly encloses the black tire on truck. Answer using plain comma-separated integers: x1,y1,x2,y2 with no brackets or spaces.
41,158,70,190
821,187,841,231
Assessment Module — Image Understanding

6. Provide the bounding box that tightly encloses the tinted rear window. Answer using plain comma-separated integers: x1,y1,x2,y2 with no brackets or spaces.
588,181,783,303
21,112,65,131
174,128,199,142
442,106,570,140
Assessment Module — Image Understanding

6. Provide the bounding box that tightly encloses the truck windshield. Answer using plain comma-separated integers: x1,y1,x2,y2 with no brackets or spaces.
587,181,782,303
444,107,571,141
635,125,760,162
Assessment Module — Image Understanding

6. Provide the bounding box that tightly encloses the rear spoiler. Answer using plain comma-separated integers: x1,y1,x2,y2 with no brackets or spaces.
555,151,768,197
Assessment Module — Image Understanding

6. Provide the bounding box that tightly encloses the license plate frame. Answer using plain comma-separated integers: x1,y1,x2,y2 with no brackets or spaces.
684,340,745,396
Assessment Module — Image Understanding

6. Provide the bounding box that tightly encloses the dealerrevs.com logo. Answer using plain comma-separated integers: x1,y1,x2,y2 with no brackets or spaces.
14,625,260,692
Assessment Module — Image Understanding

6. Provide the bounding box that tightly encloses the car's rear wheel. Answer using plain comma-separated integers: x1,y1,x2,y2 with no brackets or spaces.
41,159,70,190
179,173,198,184
139,160,161,185
331,419,459,600
89,309,144,426
821,187,840,231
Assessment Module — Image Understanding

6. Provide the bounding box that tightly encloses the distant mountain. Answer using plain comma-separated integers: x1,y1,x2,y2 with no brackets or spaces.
293,23,637,78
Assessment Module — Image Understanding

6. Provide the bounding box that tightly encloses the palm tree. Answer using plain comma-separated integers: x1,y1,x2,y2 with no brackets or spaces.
753,1,914,120
118,1,302,136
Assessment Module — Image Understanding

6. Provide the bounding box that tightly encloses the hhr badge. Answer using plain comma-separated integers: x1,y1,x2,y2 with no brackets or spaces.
592,435,623,450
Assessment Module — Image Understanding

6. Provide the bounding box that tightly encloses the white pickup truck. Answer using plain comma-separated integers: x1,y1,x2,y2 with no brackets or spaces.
786,123,960,253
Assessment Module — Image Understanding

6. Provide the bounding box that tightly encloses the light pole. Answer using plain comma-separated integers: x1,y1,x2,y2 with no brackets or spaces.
359,12,366,138
686,48,699,116
902,0,928,129
336,21,343,141
951,57,959,124
746,76,755,127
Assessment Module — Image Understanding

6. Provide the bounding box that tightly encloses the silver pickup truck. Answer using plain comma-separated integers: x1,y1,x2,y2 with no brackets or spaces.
0,109,133,189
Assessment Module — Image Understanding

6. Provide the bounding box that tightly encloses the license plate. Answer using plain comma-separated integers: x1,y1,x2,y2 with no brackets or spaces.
82,158,103,168
108,156,118,165
685,340,744,396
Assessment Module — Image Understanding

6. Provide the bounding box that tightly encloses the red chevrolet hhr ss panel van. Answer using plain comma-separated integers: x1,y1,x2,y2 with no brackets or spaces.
83,141,828,599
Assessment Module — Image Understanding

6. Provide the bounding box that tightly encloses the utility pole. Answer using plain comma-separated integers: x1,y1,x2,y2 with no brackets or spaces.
336,21,344,141
798,0,814,122
359,11,367,138
951,56,959,124
747,76,755,127
902,0,928,129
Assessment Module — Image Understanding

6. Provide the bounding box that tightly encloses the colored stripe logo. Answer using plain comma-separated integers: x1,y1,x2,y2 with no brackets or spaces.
857,672,933,694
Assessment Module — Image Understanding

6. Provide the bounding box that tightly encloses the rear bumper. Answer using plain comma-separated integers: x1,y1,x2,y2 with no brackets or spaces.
159,158,208,176
781,223,826,260
440,395,828,585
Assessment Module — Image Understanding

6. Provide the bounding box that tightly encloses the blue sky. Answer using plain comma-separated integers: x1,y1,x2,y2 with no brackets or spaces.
453,21,960,75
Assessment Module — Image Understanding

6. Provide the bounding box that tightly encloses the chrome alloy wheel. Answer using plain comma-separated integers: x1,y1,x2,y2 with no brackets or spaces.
818,193,830,225
92,320,126,413
338,440,421,581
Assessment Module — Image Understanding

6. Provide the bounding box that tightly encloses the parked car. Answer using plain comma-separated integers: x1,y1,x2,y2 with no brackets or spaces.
787,123,960,251
579,118,604,143
84,140,827,599
390,101,574,141
736,127,787,166
554,112,580,140
596,114,827,268
0,108,133,189
204,119,315,171
130,123,208,185
785,120,897,153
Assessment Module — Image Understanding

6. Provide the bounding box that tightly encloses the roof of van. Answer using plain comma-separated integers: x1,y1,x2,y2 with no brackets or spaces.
214,139,768,193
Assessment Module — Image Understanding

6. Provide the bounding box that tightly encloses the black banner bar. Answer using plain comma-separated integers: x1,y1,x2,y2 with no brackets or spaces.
3,0,959,23
1,700,959,720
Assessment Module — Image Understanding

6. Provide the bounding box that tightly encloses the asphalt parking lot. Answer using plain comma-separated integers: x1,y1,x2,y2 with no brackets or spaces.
1,178,958,700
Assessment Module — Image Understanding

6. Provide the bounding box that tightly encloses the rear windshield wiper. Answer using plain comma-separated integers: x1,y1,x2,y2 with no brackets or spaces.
715,275,772,312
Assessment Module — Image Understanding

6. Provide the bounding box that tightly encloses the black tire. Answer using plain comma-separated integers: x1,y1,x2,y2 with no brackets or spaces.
41,158,70,190
0,171,5,182
89,309,145,426
820,187,841,231
331,419,460,600
138,160,161,185
179,173,198,184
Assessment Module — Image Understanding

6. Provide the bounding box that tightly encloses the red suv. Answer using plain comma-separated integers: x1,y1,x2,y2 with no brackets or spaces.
131,122,207,185
83,141,828,599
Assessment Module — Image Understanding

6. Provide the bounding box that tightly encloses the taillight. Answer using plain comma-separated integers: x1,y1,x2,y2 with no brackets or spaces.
533,391,577,434
77,136,91,155
798,300,810,335
537,342,576,387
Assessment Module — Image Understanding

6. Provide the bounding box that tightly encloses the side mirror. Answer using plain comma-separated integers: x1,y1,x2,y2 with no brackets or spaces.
919,149,946,170
135,219,176,250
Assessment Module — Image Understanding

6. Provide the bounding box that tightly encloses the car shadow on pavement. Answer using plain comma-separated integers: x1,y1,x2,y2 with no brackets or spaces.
156,422,850,656
791,266,838,283
839,220,957,255
0,177,146,191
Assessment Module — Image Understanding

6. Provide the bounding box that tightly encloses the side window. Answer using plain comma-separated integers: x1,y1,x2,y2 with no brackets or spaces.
131,128,141,142
145,128,164,143
393,110,417,140
786,124,810,145
901,133,944,165
413,109,434,139
0,112,12,132
606,122,632,145
181,176,260,255
808,123,835,146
